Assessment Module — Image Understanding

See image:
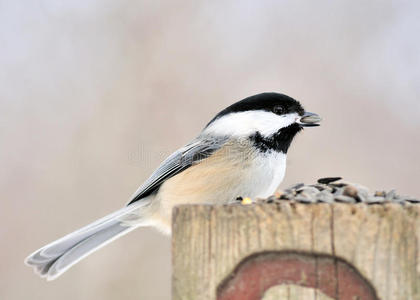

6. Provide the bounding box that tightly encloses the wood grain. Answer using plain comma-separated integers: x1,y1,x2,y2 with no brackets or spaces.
172,203,420,300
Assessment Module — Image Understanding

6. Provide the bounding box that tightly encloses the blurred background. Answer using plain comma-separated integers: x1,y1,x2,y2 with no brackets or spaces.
1,0,419,299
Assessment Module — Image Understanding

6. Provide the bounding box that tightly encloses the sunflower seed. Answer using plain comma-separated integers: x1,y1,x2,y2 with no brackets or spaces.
366,196,386,204
335,195,356,203
316,191,334,203
406,198,420,203
297,186,319,196
317,177,342,184
375,191,386,197
343,185,358,198
296,193,316,203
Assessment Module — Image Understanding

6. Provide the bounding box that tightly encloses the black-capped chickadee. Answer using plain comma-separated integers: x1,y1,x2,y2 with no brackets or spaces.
25,92,321,280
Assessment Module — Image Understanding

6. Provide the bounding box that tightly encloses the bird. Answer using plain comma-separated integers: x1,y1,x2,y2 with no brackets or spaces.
25,92,321,280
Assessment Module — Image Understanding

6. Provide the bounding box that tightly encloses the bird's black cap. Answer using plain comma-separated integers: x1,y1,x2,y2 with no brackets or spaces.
206,92,305,127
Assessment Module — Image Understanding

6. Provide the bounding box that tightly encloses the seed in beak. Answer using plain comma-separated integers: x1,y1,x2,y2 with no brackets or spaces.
298,112,322,127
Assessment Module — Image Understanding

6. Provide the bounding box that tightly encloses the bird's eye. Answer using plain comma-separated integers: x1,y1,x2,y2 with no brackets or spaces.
273,105,285,114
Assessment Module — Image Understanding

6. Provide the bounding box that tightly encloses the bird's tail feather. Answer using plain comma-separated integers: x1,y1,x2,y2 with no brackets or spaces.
25,201,149,280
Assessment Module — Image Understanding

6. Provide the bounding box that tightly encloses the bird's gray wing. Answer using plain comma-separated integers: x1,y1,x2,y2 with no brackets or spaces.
127,136,227,205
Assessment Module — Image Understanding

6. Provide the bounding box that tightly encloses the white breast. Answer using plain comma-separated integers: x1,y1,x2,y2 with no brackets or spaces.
243,150,287,198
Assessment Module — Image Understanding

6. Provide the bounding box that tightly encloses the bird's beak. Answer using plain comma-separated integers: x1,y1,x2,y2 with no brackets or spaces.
297,112,321,127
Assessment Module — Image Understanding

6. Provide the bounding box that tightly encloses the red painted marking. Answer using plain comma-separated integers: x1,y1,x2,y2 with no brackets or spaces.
217,251,378,300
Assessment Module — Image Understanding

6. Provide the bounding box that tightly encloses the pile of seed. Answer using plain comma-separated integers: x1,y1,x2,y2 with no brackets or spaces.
263,177,419,205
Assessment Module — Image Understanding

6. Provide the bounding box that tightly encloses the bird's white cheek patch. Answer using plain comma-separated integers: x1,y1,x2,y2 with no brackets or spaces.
204,111,299,137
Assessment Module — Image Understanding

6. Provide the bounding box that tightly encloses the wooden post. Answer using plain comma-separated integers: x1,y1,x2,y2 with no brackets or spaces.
172,203,420,300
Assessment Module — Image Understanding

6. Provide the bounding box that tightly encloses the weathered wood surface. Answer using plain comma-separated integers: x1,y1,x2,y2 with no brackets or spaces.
172,203,420,300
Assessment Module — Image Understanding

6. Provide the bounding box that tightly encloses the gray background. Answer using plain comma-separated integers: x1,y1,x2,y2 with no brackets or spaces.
1,1,419,299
